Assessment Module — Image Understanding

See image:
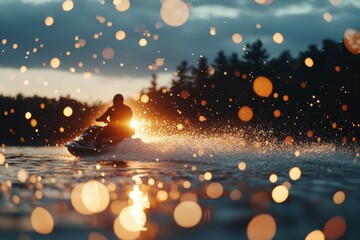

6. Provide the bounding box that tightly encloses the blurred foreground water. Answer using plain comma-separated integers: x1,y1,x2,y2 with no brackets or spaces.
0,136,359,240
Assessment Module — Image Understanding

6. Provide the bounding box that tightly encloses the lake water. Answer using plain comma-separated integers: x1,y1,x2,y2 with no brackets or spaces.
0,135,359,240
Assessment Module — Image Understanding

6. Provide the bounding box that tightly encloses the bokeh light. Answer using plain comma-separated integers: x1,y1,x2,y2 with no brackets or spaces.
31,207,54,234
323,216,347,239
113,216,140,240
63,106,73,117
119,205,147,232
140,95,149,103
62,0,74,12
255,0,273,5
71,184,93,215
333,191,345,204
273,110,281,118
247,214,276,240
50,57,61,69
155,58,164,66
230,189,242,200
30,119,37,127
206,182,224,199
238,161,246,171
273,32,284,44
343,28,360,55
173,201,202,228
160,0,189,27
44,16,54,26
115,30,126,41
323,12,332,22
17,169,28,183
305,230,325,240
341,104,348,111
307,130,314,138
102,47,115,60
272,185,289,203
305,57,314,67
238,106,253,122
210,27,216,36
20,65,27,73
114,0,130,12
232,33,243,44
25,112,32,119
269,174,278,183
289,167,301,181
139,38,148,47
157,190,168,202
204,171,212,181
81,180,110,214
253,76,273,97
282,181,291,190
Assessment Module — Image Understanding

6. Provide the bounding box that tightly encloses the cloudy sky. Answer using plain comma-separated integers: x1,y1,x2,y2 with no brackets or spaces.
0,0,359,103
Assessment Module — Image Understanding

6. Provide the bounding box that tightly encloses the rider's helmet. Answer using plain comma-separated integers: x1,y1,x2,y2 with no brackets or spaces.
113,94,124,105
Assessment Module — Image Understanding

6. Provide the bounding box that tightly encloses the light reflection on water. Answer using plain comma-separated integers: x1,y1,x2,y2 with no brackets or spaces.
0,145,359,239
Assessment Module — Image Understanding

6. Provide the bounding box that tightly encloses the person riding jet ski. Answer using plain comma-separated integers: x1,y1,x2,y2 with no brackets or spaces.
94,93,134,148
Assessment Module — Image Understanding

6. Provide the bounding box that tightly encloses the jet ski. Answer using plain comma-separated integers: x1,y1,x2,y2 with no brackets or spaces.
64,125,134,157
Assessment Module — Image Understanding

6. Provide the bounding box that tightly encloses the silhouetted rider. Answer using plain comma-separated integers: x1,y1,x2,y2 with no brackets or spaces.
95,94,134,148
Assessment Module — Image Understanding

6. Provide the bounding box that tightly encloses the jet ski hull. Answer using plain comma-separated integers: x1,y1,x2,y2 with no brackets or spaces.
64,125,128,158
65,142,113,157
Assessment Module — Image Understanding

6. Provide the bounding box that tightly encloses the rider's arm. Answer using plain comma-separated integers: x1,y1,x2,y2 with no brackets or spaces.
96,107,111,123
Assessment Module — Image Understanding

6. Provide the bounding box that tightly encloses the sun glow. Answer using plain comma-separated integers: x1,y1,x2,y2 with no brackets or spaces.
131,120,139,128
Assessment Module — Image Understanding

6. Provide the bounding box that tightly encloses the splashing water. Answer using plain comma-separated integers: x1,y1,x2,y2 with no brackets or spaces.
86,131,360,178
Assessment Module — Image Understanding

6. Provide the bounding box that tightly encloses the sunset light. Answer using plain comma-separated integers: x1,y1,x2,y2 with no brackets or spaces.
0,0,358,239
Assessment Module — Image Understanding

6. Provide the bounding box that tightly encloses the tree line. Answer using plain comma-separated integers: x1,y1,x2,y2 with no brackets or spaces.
132,39,359,143
0,94,104,146
0,38,359,146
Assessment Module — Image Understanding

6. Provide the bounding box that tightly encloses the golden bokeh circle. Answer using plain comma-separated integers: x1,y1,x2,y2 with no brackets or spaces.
272,185,289,203
247,214,276,240
62,0,74,12
206,182,224,199
63,106,73,117
289,167,301,181
113,216,140,240
238,106,254,122
31,207,54,234
173,201,202,228
253,76,273,97
160,0,189,27
305,230,325,240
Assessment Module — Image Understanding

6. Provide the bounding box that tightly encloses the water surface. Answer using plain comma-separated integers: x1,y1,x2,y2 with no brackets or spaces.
0,138,359,240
